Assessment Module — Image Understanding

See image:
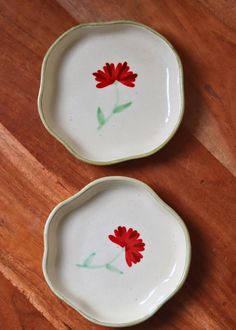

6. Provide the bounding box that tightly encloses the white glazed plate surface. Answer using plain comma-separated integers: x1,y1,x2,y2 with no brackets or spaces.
38,21,184,165
43,177,191,327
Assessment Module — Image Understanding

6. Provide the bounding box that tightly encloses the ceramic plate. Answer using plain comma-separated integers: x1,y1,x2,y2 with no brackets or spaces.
43,177,190,327
38,21,184,165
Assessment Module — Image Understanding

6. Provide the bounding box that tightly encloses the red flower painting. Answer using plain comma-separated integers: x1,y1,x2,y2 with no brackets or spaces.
93,62,138,129
109,226,145,267
77,226,145,274
93,62,138,88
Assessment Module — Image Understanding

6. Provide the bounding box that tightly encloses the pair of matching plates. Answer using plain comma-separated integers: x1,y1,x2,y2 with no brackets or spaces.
39,21,190,327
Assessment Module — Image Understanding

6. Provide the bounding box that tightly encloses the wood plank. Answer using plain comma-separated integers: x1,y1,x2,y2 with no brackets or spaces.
0,272,54,329
0,123,100,330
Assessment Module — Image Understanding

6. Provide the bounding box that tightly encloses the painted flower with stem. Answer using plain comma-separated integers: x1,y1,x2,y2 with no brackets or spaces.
93,62,138,129
76,226,145,274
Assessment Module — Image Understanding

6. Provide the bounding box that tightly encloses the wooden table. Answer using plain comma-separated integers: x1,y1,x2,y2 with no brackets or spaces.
0,1,235,329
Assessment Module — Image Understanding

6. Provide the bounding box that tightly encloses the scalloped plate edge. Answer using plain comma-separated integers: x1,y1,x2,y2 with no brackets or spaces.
42,176,191,327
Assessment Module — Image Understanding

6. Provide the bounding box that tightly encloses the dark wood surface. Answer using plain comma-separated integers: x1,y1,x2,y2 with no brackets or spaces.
0,1,235,329
0,272,53,329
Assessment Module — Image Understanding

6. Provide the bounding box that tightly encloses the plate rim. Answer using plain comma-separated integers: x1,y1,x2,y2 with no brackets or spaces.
43,176,191,327
38,20,185,165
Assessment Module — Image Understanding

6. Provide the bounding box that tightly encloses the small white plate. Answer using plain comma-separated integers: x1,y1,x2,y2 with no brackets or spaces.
38,21,184,165
43,177,190,327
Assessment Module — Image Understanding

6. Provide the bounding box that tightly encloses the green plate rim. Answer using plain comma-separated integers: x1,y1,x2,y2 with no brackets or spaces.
43,176,191,327
38,20,184,165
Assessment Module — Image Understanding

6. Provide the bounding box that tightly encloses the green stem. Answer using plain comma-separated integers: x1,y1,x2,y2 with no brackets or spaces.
76,248,124,274
114,81,119,108
97,83,120,130
107,247,124,264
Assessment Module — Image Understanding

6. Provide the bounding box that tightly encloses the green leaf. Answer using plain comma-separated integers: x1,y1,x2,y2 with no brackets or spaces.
113,102,132,113
106,263,123,274
97,107,106,126
83,252,96,266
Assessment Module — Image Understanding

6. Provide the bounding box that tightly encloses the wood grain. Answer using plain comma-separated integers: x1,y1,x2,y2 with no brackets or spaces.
0,272,54,330
0,0,235,329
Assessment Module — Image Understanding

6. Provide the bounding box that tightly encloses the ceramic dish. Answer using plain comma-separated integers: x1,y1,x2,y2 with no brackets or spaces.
43,177,190,327
38,21,184,165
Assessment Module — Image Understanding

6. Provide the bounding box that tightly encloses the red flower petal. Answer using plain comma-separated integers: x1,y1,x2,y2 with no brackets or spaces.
108,226,145,267
93,62,138,88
